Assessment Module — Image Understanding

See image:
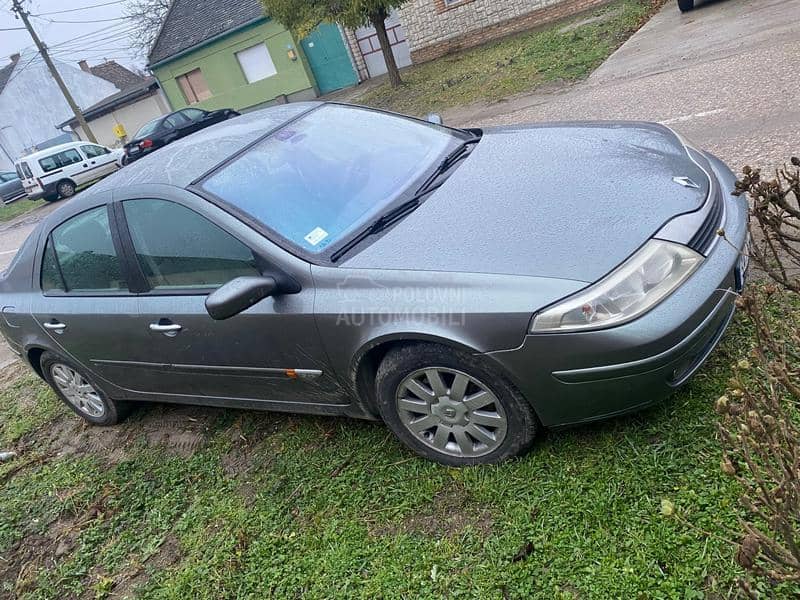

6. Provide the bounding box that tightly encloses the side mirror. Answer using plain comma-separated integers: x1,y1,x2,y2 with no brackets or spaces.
425,113,443,125
205,276,278,320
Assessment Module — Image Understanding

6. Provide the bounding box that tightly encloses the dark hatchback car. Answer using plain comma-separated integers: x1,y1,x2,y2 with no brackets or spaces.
123,107,239,164
0,103,748,466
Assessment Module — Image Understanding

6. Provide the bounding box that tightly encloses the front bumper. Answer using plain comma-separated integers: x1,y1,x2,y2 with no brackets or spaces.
487,153,749,427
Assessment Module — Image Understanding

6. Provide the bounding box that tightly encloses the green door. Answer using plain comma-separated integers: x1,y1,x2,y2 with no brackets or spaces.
301,24,358,94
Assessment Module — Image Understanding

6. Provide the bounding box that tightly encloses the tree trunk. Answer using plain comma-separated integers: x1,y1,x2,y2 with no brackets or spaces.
370,9,402,88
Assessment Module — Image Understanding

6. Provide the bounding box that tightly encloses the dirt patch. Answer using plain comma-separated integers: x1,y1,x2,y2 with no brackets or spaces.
220,413,286,478
20,404,220,465
369,483,493,539
103,533,182,599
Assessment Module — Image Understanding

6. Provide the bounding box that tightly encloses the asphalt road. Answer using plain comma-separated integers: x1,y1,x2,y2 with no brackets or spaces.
449,0,799,175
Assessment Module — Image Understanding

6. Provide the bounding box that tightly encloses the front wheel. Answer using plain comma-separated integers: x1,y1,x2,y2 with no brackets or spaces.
375,344,538,466
41,351,129,426
678,0,694,11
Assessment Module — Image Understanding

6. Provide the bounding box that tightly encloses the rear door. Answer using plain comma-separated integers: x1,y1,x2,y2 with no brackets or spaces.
16,161,39,197
29,203,149,393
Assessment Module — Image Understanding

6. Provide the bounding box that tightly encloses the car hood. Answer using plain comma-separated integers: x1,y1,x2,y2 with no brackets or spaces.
343,122,710,283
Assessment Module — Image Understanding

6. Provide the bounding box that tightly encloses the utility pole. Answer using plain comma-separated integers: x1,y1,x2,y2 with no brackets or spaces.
11,0,98,143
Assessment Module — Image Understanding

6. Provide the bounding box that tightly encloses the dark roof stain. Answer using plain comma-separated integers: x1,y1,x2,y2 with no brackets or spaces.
89,60,147,90
0,61,17,95
149,0,267,66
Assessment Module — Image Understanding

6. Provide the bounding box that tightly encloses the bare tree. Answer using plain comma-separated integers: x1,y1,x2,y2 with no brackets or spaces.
124,0,172,61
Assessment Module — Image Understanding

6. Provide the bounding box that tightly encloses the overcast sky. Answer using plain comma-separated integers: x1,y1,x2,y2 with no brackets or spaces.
0,0,143,71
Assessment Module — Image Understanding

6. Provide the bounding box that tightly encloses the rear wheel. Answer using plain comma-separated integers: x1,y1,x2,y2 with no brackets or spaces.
43,192,59,202
678,0,694,11
40,351,129,426
375,344,538,466
56,180,76,199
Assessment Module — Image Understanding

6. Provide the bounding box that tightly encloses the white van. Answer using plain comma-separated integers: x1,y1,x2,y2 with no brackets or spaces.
15,141,120,202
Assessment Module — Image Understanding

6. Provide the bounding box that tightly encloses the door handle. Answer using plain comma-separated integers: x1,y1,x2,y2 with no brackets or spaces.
43,321,66,333
150,322,182,336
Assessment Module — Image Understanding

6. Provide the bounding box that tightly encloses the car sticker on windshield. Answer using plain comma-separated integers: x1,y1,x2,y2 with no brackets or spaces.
304,227,329,246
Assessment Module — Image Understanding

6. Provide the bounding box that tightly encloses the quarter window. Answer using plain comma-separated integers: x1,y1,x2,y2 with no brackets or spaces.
46,206,126,292
122,199,260,290
39,149,83,173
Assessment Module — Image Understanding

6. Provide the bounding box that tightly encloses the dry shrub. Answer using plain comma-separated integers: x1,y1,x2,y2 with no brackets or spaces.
718,158,800,596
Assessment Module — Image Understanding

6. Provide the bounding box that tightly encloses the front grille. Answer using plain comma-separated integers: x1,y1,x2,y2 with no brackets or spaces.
687,188,724,254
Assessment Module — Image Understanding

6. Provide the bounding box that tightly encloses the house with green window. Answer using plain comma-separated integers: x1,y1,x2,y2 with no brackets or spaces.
148,0,360,113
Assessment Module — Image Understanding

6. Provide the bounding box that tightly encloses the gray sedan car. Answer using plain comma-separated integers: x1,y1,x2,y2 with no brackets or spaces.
0,171,25,204
0,103,748,465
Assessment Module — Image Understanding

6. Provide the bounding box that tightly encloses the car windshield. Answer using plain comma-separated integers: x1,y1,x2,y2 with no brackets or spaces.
133,117,163,139
201,104,459,255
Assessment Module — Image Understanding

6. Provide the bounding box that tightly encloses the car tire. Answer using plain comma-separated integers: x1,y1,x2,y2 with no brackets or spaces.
43,192,59,202
678,0,694,11
56,180,76,199
40,351,129,426
375,343,538,466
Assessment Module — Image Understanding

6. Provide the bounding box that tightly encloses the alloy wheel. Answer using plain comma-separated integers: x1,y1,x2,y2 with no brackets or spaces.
395,367,508,458
51,364,105,418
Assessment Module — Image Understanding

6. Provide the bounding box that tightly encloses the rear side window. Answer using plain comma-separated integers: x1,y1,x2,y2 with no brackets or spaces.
45,206,126,292
39,149,83,174
123,199,260,290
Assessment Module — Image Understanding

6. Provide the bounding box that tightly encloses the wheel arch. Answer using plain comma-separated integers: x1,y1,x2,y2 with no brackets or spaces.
350,333,507,418
26,346,46,379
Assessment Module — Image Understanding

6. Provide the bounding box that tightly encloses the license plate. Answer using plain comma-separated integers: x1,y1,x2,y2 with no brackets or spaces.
128,147,139,155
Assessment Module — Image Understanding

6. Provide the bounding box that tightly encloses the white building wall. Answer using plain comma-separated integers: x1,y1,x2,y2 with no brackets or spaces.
0,52,118,170
74,93,171,148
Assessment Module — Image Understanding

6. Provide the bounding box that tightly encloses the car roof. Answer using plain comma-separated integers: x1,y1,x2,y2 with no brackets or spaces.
17,141,98,163
85,102,319,199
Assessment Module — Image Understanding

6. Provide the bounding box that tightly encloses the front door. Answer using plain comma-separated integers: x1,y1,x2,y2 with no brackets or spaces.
118,196,345,406
79,144,118,181
301,24,358,94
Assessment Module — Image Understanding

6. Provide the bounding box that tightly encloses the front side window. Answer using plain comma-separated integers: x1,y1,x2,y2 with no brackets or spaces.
123,199,260,290
176,68,212,104
81,145,109,158
201,104,458,255
39,149,83,173
45,206,126,292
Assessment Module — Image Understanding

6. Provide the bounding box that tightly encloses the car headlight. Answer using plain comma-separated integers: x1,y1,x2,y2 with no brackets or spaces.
530,240,703,333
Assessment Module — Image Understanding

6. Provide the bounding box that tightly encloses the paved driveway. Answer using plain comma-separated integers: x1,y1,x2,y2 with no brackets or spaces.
451,0,799,174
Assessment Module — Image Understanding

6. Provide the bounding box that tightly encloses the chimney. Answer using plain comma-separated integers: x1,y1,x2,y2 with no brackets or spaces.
78,60,90,72
9,53,20,65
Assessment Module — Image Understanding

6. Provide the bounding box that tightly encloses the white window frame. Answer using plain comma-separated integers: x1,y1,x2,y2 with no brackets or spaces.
235,43,278,84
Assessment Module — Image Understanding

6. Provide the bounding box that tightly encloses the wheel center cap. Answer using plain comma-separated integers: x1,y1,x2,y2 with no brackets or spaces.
431,398,468,425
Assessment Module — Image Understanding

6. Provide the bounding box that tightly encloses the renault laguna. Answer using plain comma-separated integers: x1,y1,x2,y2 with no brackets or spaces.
0,103,748,465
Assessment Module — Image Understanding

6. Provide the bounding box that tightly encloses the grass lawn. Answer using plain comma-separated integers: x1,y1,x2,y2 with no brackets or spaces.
0,198,45,223
352,0,661,116
1,287,798,598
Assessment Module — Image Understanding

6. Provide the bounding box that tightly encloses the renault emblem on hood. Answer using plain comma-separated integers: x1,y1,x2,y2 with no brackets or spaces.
672,176,700,189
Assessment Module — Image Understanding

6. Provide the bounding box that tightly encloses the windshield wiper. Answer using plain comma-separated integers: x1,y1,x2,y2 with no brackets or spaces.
330,181,446,263
415,135,481,195
329,135,481,263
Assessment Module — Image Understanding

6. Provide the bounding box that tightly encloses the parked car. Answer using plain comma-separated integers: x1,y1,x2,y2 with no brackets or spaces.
123,107,240,164
678,0,694,11
15,142,120,202
0,171,25,204
0,103,749,465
